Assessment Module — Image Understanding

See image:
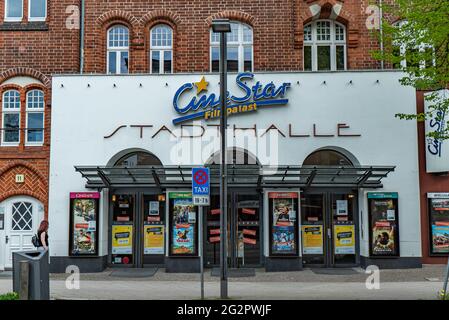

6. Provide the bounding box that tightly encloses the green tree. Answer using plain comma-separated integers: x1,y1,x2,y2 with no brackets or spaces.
374,0,449,141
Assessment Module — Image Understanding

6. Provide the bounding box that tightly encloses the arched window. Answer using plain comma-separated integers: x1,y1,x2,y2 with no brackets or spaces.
107,25,129,74
303,20,346,71
115,151,162,167
2,90,21,145
211,22,253,73
26,89,44,144
303,149,353,166
150,24,173,74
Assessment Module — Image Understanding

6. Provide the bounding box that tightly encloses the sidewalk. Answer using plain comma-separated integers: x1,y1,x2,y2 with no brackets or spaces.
0,265,446,300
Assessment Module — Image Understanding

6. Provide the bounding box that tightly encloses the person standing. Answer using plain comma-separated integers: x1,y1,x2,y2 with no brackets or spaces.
37,220,49,251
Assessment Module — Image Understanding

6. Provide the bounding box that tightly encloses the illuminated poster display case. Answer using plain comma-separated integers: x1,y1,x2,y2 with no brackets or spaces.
368,193,400,257
69,192,100,257
268,192,299,256
168,192,199,256
428,193,449,255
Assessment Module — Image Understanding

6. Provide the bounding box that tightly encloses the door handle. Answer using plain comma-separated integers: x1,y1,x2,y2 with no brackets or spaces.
327,228,331,239
5,235,9,244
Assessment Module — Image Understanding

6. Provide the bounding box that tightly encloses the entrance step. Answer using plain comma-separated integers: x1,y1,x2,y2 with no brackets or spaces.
0,271,12,278
110,268,158,278
310,268,360,275
210,268,256,278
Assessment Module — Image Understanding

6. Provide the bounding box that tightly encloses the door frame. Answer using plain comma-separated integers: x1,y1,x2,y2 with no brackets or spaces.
108,187,163,268
204,188,263,268
0,196,44,270
301,188,360,268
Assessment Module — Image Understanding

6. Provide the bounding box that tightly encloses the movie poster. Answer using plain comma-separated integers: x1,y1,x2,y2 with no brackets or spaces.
429,197,449,254
269,192,298,255
112,225,133,254
70,193,99,256
369,195,399,256
144,225,164,254
334,225,355,254
172,198,196,254
272,226,295,253
302,225,323,254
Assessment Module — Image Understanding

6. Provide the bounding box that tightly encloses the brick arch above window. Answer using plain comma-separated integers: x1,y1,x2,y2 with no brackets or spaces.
296,0,359,49
96,10,139,29
141,9,181,29
205,10,256,28
0,68,51,88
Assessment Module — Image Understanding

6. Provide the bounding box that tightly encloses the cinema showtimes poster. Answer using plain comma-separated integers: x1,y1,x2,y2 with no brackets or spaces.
429,198,449,254
369,196,399,256
69,193,99,256
172,198,196,254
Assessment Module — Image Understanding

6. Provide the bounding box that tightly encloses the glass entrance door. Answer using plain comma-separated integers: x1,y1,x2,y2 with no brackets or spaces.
204,192,261,268
111,192,166,267
111,194,135,266
301,191,358,267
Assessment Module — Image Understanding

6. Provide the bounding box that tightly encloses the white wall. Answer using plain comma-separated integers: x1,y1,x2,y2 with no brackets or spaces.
49,71,420,258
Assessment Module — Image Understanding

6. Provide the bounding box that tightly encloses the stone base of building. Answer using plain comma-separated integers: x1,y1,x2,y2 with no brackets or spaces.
165,257,200,273
360,256,422,269
264,257,303,272
50,256,108,273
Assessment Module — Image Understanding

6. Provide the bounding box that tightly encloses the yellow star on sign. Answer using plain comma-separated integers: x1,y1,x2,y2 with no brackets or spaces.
195,76,209,94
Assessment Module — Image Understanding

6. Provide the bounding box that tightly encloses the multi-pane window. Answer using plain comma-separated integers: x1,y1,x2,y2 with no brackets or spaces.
2,90,21,145
26,90,44,144
393,20,435,70
28,0,46,21
5,0,23,21
211,22,253,73
303,20,347,71
150,25,173,74
107,25,129,74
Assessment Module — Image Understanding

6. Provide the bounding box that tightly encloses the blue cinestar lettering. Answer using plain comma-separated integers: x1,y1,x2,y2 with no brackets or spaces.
427,110,446,157
172,73,291,125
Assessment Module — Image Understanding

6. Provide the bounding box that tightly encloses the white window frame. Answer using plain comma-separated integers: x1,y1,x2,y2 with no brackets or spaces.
1,90,21,147
25,89,44,146
303,20,347,71
107,25,130,75
393,20,435,70
210,22,254,73
28,0,47,22
150,24,173,74
4,0,23,22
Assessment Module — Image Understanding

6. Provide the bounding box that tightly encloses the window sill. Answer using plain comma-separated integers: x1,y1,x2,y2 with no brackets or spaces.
0,143,20,147
0,21,49,31
25,143,44,147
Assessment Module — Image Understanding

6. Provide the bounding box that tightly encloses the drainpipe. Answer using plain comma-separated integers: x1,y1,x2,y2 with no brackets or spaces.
379,0,385,69
80,0,85,73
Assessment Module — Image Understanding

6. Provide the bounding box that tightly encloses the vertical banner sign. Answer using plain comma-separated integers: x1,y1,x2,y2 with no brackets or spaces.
368,192,399,257
425,90,449,173
69,192,99,256
269,192,298,256
428,193,449,254
192,167,210,206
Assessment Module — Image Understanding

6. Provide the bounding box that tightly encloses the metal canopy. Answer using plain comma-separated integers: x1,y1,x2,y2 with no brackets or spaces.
74,165,395,190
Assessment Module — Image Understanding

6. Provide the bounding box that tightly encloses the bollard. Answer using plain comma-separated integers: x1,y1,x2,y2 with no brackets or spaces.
19,260,30,300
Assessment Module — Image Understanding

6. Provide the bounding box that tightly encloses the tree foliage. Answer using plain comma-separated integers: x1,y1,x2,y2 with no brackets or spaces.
373,0,449,141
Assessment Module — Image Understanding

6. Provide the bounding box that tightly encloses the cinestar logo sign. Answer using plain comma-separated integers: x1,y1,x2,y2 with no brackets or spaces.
172,73,291,125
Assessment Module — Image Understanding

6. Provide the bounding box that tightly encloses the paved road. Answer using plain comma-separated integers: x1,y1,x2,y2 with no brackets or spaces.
0,279,444,300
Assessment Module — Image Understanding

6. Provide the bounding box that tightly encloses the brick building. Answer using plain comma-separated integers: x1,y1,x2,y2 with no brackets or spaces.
0,0,447,271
